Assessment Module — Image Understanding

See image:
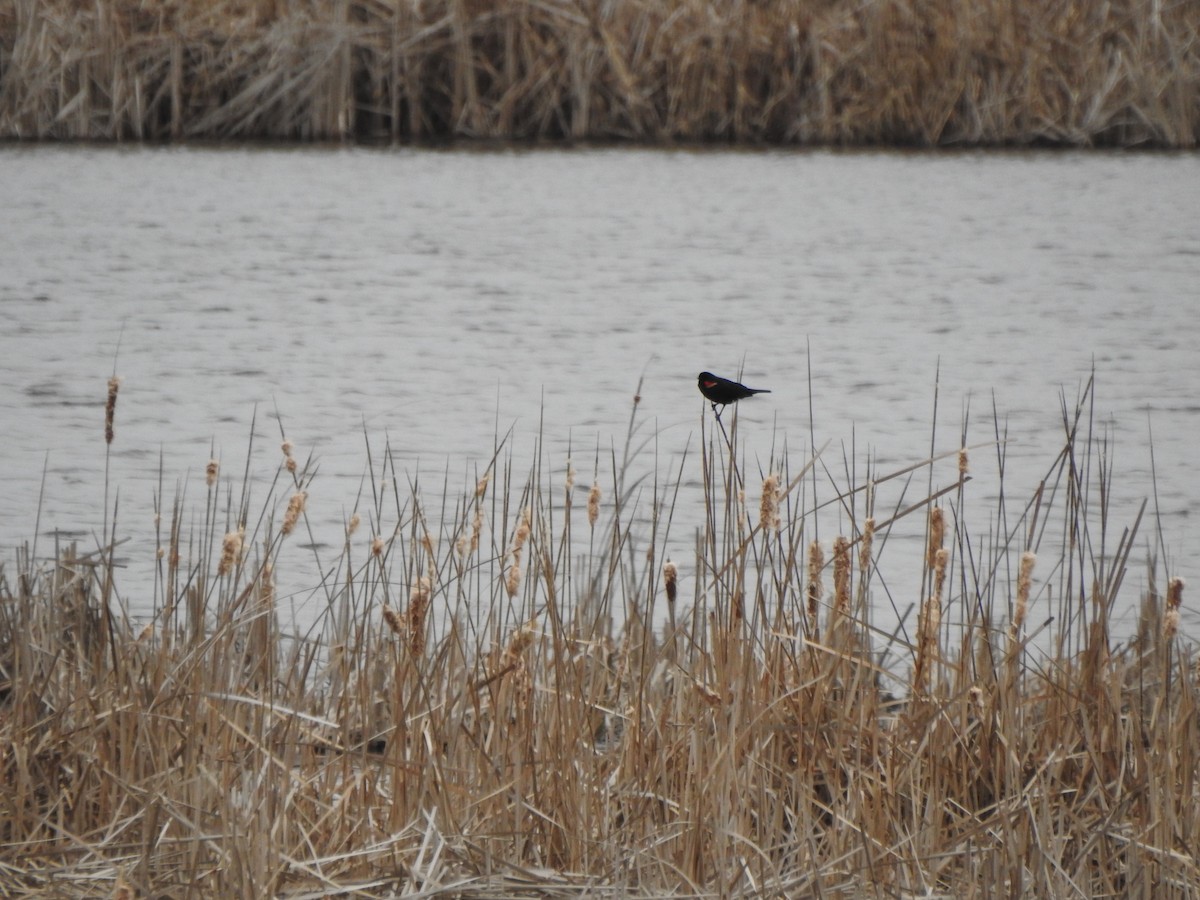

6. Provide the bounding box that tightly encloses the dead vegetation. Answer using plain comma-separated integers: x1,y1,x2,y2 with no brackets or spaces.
0,372,1196,896
1,0,1197,145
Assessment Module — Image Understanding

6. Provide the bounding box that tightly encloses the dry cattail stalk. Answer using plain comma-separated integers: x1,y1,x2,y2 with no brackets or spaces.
260,560,275,608
1014,550,1036,631
958,447,969,480
587,481,601,528
104,376,120,444
407,575,431,656
759,473,781,532
282,491,307,536
663,559,677,604
218,527,244,576
927,506,944,568
206,459,219,487
859,516,876,574
347,513,361,536
806,540,824,624
832,535,851,614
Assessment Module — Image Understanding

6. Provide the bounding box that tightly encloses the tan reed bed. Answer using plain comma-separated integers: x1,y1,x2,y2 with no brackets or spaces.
0,373,1197,897
0,0,1197,146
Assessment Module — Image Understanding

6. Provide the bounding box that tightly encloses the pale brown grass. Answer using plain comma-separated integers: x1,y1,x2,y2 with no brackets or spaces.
0,375,1197,896
0,0,1196,145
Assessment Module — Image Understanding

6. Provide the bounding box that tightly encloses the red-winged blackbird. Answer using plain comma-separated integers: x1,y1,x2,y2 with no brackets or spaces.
697,371,771,413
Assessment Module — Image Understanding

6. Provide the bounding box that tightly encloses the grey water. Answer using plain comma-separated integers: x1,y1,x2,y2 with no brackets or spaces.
1,145,1198,642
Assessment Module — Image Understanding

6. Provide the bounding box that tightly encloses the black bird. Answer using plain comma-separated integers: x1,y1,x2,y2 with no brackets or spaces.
697,371,771,416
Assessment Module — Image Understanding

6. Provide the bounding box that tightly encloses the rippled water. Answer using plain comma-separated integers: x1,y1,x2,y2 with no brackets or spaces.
2,146,1198,638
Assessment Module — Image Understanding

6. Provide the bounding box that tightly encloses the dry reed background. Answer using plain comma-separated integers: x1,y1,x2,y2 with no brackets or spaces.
0,0,1197,145
1,373,1197,897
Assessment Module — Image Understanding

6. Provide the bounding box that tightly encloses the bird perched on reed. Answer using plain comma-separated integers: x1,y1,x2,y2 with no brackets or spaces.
697,371,771,417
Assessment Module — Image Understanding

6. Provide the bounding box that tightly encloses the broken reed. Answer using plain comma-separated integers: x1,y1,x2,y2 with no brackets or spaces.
2,0,1198,146
1,379,1198,897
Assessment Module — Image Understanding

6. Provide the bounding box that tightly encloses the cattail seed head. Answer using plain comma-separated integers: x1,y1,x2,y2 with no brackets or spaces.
759,473,781,532
475,473,490,498
218,527,244,576
505,562,522,597
407,576,432,656
587,481,601,528
933,547,950,602
565,460,576,493
833,535,851,613
958,447,969,479
371,536,384,557
206,459,219,487
382,605,403,636
1014,550,1036,630
282,491,307,536
347,513,361,536
1167,576,1185,611
859,517,876,573
104,376,120,444
927,506,944,567
663,559,678,604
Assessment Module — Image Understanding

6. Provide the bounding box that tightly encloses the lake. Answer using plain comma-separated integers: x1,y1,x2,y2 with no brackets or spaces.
1,145,1197,642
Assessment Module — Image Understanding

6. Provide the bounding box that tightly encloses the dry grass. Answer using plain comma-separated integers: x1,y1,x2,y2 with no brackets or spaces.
1,372,1197,897
0,0,1197,146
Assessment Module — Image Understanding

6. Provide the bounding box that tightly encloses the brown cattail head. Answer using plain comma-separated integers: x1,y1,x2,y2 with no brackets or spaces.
505,561,522,598
282,491,307,536
282,440,296,473
1014,550,1036,631
565,460,576,493
859,517,876,574
371,536,385,557
587,481,601,528
206,459,219,487
475,472,491,498
347,513,361,537
663,559,678,604
927,506,944,568
382,605,403,636
759,473,781,532
958,447,969,480
913,594,942,693
832,535,851,614
1164,577,1184,640
1167,577,1185,611
218,527,244,576
104,376,120,444
407,575,432,656
933,547,950,602
458,504,484,558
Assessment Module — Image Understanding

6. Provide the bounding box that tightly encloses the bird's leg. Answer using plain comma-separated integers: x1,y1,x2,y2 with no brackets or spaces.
711,402,723,421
